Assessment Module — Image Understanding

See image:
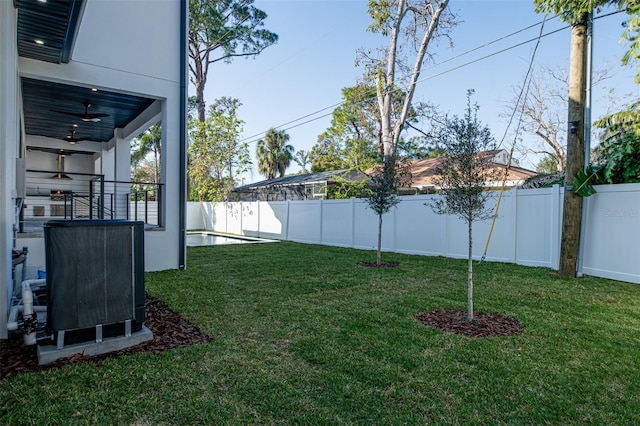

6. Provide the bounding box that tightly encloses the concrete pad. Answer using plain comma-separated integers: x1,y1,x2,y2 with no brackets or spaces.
37,326,153,365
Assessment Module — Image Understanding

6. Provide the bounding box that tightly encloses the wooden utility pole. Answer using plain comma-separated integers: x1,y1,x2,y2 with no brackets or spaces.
559,13,588,277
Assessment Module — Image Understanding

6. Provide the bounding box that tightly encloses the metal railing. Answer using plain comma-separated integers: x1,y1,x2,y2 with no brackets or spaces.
20,170,163,233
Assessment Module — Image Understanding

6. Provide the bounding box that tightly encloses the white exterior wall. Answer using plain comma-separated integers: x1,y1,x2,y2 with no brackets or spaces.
0,0,19,338
188,183,640,284
17,0,184,272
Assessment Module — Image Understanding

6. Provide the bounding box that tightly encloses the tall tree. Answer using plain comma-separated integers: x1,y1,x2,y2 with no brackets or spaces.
427,90,501,322
362,0,455,161
506,65,615,173
188,97,250,201
256,129,295,179
309,83,439,172
293,150,311,174
189,0,278,122
309,135,348,172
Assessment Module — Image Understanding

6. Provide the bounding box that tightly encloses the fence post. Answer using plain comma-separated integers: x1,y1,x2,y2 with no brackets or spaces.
351,197,355,249
443,211,449,258
285,200,290,241
551,184,562,270
319,199,323,245
510,187,518,263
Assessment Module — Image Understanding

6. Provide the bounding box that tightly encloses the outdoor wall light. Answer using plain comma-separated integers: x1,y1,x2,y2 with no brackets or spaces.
569,121,579,134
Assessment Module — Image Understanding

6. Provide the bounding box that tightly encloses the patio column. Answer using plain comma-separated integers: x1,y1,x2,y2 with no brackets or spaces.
114,129,131,220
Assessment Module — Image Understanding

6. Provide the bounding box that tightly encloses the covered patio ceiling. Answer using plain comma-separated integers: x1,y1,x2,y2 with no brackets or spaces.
17,0,156,154
22,78,156,146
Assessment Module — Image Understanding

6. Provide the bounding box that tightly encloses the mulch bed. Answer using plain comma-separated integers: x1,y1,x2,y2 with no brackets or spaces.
0,294,211,380
415,309,523,338
357,261,400,268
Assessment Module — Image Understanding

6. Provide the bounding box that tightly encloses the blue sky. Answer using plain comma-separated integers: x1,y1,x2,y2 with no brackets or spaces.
202,0,637,184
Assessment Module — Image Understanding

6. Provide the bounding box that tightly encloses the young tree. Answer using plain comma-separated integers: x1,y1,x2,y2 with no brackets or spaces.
363,159,401,266
188,97,250,201
428,90,501,322
256,129,294,179
189,0,278,122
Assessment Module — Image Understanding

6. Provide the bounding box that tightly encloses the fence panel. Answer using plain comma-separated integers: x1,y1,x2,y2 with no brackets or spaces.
321,199,354,247
514,186,561,268
186,202,204,230
394,195,445,256
241,202,259,236
258,201,289,239
351,199,397,251
582,183,640,284
288,200,322,244
209,202,227,232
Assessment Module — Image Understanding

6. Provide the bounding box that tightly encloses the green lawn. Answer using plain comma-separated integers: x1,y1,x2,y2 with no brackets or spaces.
2,242,640,424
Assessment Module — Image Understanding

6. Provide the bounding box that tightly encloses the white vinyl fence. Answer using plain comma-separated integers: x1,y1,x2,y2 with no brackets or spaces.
187,183,640,284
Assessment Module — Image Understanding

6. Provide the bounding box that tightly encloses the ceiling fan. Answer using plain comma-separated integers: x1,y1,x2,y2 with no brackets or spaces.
51,101,109,122
61,130,90,145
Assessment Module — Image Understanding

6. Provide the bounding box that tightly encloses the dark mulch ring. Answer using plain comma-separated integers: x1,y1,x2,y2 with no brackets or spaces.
0,294,212,380
415,309,524,338
357,261,400,268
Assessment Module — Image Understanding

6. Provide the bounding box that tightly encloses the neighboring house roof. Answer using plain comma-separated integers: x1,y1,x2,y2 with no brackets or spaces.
233,169,368,192
405,149,538,189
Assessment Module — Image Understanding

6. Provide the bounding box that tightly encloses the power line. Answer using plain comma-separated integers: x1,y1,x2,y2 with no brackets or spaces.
239,10,624,147
240,19,565,145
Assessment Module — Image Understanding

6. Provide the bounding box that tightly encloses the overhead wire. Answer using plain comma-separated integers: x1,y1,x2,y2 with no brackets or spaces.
480,14,549,263
479,8,625,262
240,16,568,145
238,10,624,146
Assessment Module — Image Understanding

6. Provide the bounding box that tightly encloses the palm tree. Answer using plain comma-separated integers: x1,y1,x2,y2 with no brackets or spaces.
256,128,294,179
132,122,162,184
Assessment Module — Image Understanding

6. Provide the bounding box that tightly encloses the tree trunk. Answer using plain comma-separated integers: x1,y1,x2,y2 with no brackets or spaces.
467,218,474,322
196,79,206,122
377,214,383,265
559,15,587,277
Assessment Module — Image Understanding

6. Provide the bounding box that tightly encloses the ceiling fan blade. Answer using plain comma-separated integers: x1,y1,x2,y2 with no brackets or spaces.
81,113,109,122
51,109,84,118
51,105,110,122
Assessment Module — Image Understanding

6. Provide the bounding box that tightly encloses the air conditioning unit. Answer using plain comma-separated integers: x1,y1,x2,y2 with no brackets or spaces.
43,220,145,346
